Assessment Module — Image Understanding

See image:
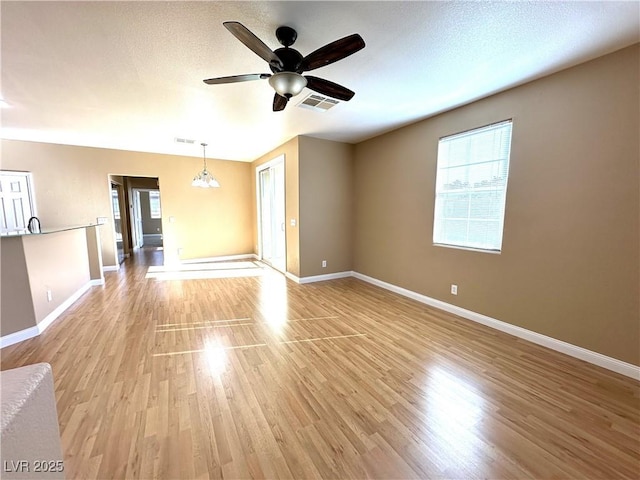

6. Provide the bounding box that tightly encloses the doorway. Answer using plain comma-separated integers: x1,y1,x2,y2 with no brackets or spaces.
108,175,162,267
131,188,163,248
257,155,286,272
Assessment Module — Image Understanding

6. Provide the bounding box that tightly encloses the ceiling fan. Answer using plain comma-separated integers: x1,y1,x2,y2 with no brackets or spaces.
203,22,365,112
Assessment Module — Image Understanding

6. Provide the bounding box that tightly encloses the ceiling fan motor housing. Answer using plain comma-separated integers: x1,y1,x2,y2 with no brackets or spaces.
269,26,305,73
271,47,304,73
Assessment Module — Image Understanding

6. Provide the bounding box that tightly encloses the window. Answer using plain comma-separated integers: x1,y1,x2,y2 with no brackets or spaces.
149,191,162,219
433,120,513,252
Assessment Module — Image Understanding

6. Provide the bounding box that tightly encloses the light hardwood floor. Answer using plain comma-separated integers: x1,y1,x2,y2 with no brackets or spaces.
2,249,639,479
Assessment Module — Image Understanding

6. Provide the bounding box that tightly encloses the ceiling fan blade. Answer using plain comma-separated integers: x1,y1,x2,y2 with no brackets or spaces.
298,34,365,72
273,93,288,112
223,21,283,69
203,73,270,85
305,76,355,101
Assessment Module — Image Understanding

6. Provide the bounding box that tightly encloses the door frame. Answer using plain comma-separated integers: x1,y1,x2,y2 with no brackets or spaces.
109,180,127,264
255,154,286,271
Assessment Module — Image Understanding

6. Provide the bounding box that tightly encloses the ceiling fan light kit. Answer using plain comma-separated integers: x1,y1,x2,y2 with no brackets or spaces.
268,72,308,98
204,21,365,111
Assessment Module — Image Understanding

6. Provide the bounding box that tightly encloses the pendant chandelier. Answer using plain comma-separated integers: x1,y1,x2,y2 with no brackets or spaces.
192,143,220,188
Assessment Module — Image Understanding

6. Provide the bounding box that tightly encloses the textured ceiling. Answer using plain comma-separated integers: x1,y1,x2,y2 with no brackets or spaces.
1,1,638,162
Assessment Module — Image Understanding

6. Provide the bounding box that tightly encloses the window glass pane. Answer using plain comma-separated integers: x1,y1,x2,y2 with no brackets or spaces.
149,191,161,219
469,190,503,219
433,120,513,252
440,192,469,219
441,219,468,244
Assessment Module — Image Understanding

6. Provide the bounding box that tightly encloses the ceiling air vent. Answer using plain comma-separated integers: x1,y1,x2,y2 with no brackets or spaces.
297,94,340,111
174,137,196,144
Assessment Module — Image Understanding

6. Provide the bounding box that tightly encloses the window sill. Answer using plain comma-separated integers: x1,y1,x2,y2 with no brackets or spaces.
433,243,502,255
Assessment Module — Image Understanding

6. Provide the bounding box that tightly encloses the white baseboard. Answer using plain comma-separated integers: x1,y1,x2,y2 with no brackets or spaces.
180,253,258,264
1,281,95,349
285,272,300,283
352,271,640,380
89,278,105,286
37,282,92,333
103,265,119,272
0,326,40,349
292,271,353,284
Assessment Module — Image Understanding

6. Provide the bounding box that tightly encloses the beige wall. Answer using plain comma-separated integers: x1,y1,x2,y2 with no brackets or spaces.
1,228,91,337
298,136,354,277
23,229,90,325
85,225,104,282
1,140,253,266
251,137,300,277
1,238,35,336
354,44,640,365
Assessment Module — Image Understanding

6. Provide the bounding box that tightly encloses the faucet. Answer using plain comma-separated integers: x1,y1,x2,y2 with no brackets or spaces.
27,217,41,234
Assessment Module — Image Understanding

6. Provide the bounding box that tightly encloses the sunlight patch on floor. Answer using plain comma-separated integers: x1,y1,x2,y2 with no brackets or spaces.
152,333,367,357
145,260,266,280
156,317,252,328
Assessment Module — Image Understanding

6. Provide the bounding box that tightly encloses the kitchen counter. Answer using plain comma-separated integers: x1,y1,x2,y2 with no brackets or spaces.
1,224,104,348
1,223,98,237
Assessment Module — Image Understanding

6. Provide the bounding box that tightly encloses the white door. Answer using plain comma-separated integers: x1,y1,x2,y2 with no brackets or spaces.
257,157,286,272
0,172,36,234
132,190,144,248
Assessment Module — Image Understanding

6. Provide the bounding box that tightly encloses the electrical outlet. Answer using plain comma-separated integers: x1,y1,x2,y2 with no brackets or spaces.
451,284,458,295
322,260,327,268
177,248,183,255
46,289,52,302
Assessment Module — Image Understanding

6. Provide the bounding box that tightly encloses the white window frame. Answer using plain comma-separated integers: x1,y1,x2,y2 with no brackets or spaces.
432,120,513,253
